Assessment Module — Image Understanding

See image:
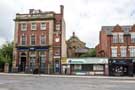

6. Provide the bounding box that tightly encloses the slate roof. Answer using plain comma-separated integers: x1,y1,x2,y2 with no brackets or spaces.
101,26,132,35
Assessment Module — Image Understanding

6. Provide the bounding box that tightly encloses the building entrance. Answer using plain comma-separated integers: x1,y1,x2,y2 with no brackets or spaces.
20,53,26,72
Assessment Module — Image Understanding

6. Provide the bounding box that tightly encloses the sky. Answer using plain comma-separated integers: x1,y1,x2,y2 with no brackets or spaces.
0,0,135,48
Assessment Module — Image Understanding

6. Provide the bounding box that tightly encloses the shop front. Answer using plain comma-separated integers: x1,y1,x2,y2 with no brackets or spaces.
109,59,134,76
67,58,108,76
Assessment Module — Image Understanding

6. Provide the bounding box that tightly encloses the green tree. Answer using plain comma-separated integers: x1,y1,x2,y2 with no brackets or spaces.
80,48,96,57
0,42,13,67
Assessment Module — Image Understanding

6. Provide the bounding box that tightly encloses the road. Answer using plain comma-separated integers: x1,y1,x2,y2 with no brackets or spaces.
0,74,135,90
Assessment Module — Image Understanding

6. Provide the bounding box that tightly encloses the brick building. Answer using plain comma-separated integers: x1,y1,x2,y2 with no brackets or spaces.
12,5,67,74
67,32,89,58
96,24,135,76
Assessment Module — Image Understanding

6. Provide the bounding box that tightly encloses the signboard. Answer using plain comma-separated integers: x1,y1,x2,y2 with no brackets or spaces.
61,57,67,64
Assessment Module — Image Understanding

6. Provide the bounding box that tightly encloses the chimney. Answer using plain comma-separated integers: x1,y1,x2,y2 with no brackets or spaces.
73,32,75,37
60,5,64,16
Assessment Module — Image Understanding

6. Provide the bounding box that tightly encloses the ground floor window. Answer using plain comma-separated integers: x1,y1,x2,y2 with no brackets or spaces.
29,57,36,70
40,56,45,69
74,64,82,71
93,65,104,71
82,64,93,71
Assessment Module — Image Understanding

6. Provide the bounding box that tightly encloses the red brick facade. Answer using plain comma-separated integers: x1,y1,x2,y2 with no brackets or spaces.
96,24,135,58
12,5,67,74
96,24,135,76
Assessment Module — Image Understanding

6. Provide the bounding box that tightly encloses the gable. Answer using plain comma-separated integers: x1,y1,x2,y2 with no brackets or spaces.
112,25,123,32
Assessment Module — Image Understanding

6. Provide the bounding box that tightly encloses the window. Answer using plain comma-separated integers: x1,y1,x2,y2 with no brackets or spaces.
40,35,46,45
56,24,60,31
111,47,117,57
40,22,46,30
21,35,26,45
30,57,36,69
120,47,126,57
93,65,104,71
130,47,135,57
113,34,118,43
74,65,82,71
131,33,135,43
119,34,124,43
31,35,35,45
31,23,36,30
21,23,27,31
55,49,60,56
40,56,45,69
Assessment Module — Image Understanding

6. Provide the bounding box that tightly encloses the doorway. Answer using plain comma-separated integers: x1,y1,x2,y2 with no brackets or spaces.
20,53,26,72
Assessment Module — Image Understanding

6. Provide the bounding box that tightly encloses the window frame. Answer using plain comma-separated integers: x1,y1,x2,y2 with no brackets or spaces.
120,47,126,57
40,22,46,30
31,23,36,30
111,47,117,57
21,23,27,31
31,35,36,45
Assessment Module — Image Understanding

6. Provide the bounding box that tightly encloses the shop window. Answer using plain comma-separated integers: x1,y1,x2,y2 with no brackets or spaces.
74,65,81,71
93,65,104,71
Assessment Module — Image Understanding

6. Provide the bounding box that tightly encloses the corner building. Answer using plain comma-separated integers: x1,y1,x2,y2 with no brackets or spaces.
96,25,135,76
12,5,67,74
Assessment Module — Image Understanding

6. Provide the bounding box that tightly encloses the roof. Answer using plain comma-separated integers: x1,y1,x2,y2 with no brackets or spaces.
67,58,108,64
75,48,89,53
102,26,132,35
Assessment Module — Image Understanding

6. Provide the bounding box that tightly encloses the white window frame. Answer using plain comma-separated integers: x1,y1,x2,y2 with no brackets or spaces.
40,22,46,30
31,23,36,30
21,23,27,31
112,33,118,43
119,33,124,43
129,46,135,57
131,33,135,43
120,46,126,57
40,35,46,45
21,35,26,45
30,35,36,45
111,47,117,57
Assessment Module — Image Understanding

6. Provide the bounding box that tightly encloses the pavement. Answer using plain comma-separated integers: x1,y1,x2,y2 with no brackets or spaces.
0,73,135,80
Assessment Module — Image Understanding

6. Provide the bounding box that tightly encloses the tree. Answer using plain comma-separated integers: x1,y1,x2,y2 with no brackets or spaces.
80,48,96,57
0,42,13,71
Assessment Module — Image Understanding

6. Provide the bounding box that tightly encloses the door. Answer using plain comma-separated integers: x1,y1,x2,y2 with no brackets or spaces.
20,57,26,72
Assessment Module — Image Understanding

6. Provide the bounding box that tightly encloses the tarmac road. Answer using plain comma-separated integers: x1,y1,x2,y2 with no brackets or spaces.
0,74,135,90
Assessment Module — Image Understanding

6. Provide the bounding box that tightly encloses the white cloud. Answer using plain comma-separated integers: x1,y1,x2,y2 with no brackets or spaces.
0,0,135,48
